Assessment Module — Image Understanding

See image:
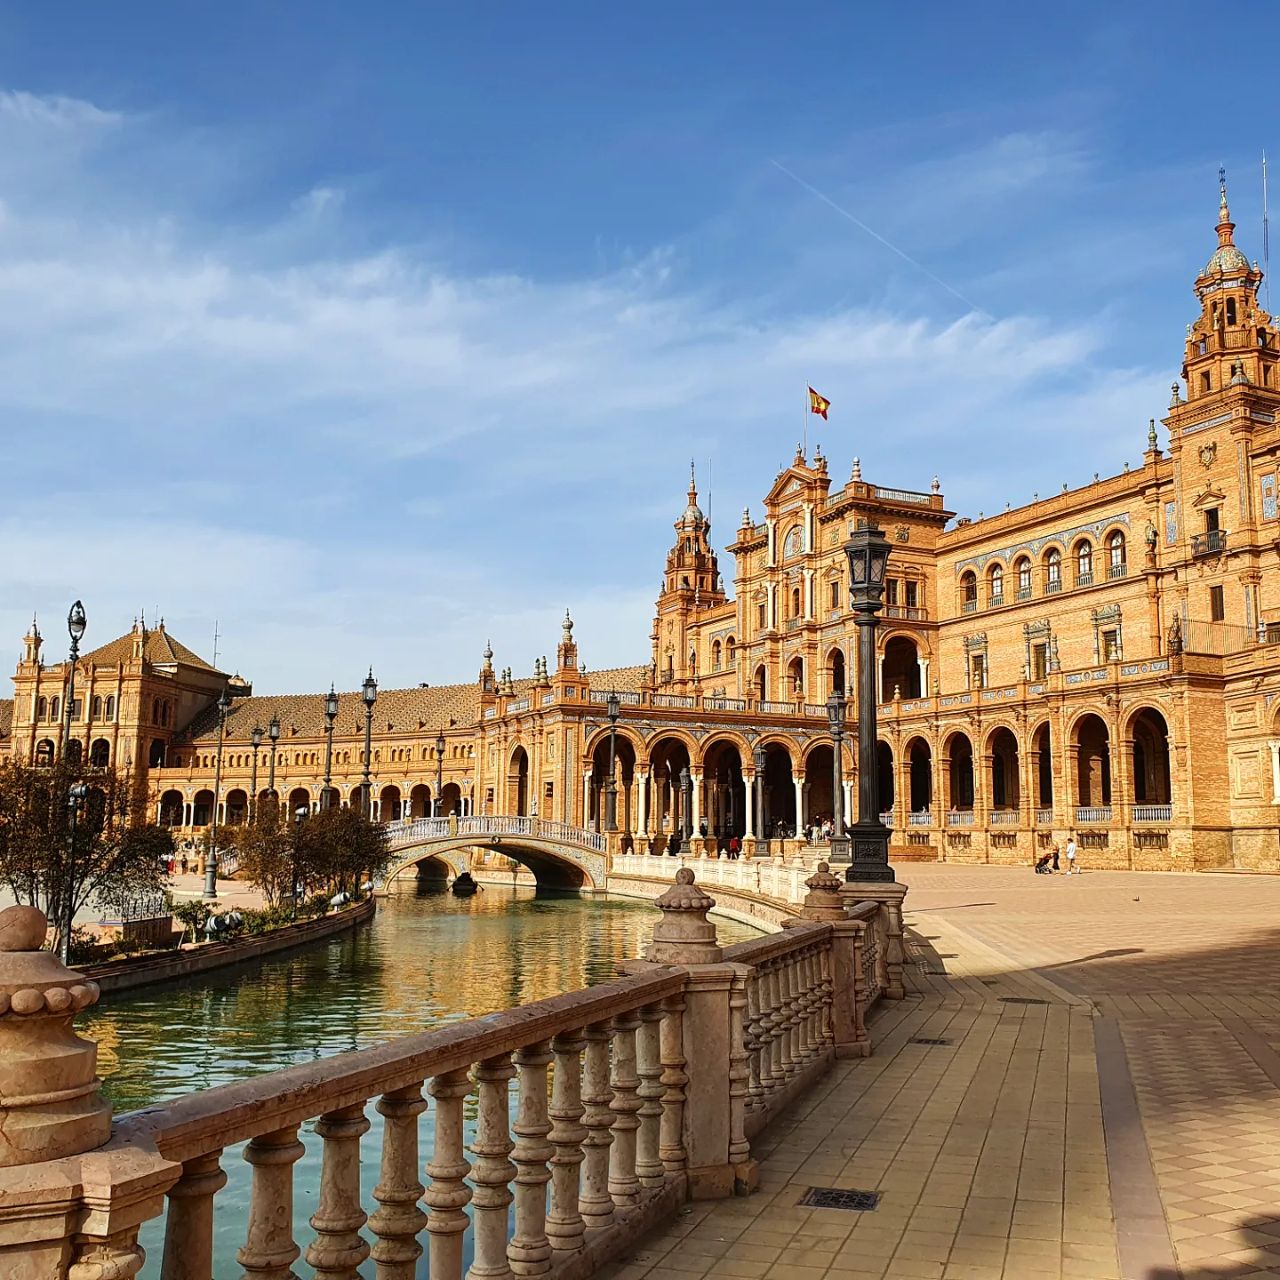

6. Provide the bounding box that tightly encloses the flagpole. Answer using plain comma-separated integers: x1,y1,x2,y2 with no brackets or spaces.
802,384,808,458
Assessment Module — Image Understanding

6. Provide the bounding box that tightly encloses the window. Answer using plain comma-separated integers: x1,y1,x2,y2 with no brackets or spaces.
36,696,47,720
1075,541,1093,585
885,578,899,606
830,580,841,609
989,564,1003,604
791,586,801,617
1045,549,1062,592
1031,643,1048,681
153,697,162,725
726,636,736,664
105,695,116,720
1227,298,1238,325
757,601,766,629
1102,630,1120,662
1210,585,1225,622
1107,531,1127,578
1205,507,1220,532
1016,558,1032,599
1201,371,1211,393
49,698,59,721
905,581,919,609
712,640,722,670
961,572,978,613
91,695,102,719
970,654,986,689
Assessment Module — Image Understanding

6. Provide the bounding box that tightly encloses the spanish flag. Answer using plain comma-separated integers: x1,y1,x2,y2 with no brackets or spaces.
808,386,830,419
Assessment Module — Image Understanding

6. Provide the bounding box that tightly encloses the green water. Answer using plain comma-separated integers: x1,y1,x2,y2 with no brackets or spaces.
88,885,762,1276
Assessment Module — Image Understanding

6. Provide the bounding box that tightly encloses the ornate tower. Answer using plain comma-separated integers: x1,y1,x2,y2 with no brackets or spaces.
651,466,727,688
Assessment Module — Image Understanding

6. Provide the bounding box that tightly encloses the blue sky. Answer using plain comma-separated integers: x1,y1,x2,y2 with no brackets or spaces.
2,3,1276,693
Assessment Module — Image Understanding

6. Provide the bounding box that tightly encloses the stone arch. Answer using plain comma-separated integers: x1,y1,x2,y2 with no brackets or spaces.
876,739,894,816
696,729,753,768
903,735,933,813
881,634,922,700
159,789,184,828
409,783,432,818
647,734,693,845
192,789,215,826
827,646,846,697
509,744,530,816
786,655,804,699
985,725,1020,812
803,742,835,826
1031,719,1054,808
88,737,110,768
385,835,597,892
760,740,797,837
701,737,746,844
589,731,637,831
288,787,313,820
1126,706,1172,807
225,788,249,826
439,782,463,816
942,730,975,811
1072,713,1112,809
753,664,767,701
379,784,403,822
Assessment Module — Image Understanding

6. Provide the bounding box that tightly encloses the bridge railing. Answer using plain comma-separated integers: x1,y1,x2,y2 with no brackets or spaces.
384,814,606,853
612,853,812,907
0,874,894,1278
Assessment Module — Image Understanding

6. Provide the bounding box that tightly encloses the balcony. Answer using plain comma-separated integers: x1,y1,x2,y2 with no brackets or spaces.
946,810,975,827
989,594,1004,609
1016,587,1032,601
1191,530,1227,557
989,809,1019,826
884,605,927,621
908,809,933,826
1044,579,1062,594
1034,807,1054,826
962,598,978,614
1107,562,1128,580
1075,805,1112,824
1075,572,1094,588
1131,804,1172,824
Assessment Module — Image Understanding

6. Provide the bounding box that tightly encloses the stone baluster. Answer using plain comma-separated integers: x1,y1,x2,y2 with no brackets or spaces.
795,950,815,1063
546,1031,587,1253
727,970,751,1174
761,961,784,1091
818,941,836,1049
658,994,688,1174
306,1103,371,1278
161,1151,227,1280
426,1068,473,1280
369,1084,428,1280
634,1005,665,1189
780,956,801,1075
578,1022,616,1228
509,1042,554,1277
468,1054,516,1280
236,1125,305,1279
806,944,825,1055
608,1012,642,1207
741,972,763,1111
69,1232,147,1280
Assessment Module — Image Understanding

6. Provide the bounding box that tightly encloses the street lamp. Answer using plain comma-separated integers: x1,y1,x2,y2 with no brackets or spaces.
844,524,896,884
361,668,377,819
827,692,849,865
59,782,89,964
204,687,232,899
322,685,339,810
249,725,263,824
605,691,620,833
267,714,281,805
292,804,309,917
435,729,446,817
61,601,87,762
752,745,765,855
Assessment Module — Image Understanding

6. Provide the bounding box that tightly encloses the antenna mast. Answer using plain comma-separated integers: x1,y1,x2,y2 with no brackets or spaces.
212,618,220,668
1264,151,1272,313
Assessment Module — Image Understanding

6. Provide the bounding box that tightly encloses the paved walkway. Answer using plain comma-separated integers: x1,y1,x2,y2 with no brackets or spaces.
602,864,1280,1280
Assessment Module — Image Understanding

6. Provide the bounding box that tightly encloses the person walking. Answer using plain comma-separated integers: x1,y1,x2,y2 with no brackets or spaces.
1064,833,1078,875
1051,843,1060,872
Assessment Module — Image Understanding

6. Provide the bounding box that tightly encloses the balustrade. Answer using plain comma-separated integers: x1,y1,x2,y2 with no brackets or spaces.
1131,804,1172,823
1075,805,1113,824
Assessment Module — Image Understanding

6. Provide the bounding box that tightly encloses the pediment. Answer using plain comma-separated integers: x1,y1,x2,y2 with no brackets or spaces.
1191,485,1226,509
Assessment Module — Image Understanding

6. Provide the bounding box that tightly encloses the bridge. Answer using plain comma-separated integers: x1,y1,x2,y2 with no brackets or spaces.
382,814,608,890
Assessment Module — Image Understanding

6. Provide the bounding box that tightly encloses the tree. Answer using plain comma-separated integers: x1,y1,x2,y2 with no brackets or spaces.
0,758,173,953
295,806,392,896
226,806,294,907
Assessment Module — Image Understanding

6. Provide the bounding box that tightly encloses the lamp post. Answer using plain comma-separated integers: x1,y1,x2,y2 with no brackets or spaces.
752,745,765,855
679,766,692,843
605,691,620,833
361,668,377,819
827,692,849,865
844,524,896,883
204,687,232,899
249,725,263,824
61,601,87,763
435,729,446,818
267,714,281,808
292,804,308,917
59,782,89,964
322,685,339,810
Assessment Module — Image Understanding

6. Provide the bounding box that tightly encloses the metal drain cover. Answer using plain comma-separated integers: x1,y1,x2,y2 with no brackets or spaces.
998,996,1049,1006
909,1037,952,1046
798,1187,881,1211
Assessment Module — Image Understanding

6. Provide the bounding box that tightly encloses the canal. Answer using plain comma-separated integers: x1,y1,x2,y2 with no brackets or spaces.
87,885,763,1276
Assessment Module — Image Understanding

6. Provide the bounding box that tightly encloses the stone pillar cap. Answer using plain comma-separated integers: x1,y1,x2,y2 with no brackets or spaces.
647,869,723,964
0,905,100,1016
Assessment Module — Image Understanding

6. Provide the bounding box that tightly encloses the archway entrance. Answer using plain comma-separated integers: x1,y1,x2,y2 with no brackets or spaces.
945,734,974,812
882,636,922,701
804,745,835,829
647,736,692,847
828,648,846,697
509,746,530,816
906,738,932,814
379,784,403,822
590,734,637,831
876,741,894,817
761,742,796,838
409,784,432,819
159,789,184,828
701,739,746,846
1074,715,1111,811
1033,723,1053,808
439,782,463,816
1130,709,1171,807
988,728,1020,812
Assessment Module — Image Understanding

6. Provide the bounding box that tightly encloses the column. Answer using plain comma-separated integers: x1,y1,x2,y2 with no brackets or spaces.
842,780,853,823
638,770,650,837
743,774,756,840
876,653,885,704
1271,742,1280,803
920,658,930,694
691,770,703,834
581,771,592,828
793,774,805,832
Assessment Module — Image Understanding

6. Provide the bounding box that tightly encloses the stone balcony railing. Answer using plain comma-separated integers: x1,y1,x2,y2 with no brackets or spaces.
0,864,904,1279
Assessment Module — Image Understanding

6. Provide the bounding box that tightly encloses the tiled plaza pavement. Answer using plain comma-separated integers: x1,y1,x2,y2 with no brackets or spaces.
601,864,1280,1280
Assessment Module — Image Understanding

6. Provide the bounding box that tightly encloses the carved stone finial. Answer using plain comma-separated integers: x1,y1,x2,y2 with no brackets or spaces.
0,905,110,1167
798,861,846,921
931,475,940,494
646,869,722,964
1148,417,1158,450
562,609,573,643
1170,381,1182,407
850,456,862,482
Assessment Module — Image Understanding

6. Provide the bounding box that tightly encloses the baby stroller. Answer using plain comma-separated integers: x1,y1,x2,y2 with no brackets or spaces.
1034,850,1055,874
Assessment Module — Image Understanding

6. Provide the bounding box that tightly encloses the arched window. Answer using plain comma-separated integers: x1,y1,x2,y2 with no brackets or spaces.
152,697,161,725
1227,297,1238,326
1045,549,1062,592
35,739,54,766
49,697,60,721
791,585,801,617
105,695,116,720
712,639,722,670
725,636,736,664
989,564,1004,605
1107,531,1127,578
89,739,110,768
1076,540,1093,585
36,696,47,720
961,571,978,612
1016,557,1032,598
91,695,102,719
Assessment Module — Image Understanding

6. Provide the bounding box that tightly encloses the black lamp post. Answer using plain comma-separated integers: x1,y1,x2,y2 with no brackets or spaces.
59,782,89,964
250,725,263,824
61,601,87,763
827,691,850,865
267,714,281,805
292,804,309,917
361,669,377,818
322,685,339,810
605,691,620,833
434,729,446,818
844,524,896,883
752,744,765,853
204,687,232,899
